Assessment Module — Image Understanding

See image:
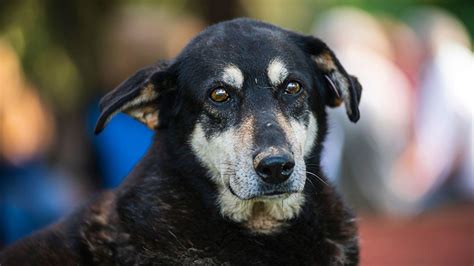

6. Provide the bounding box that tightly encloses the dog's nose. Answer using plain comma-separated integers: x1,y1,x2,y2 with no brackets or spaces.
255,154,295,184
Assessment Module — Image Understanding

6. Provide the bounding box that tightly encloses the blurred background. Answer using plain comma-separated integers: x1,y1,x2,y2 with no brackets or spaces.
0,0,472,264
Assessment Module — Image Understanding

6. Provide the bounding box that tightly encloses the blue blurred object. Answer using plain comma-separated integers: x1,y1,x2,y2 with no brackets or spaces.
87,99,154,188
0,162,71,244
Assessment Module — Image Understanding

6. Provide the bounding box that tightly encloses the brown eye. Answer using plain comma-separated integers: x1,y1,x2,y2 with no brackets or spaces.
210,87,230,102
285,81,302,94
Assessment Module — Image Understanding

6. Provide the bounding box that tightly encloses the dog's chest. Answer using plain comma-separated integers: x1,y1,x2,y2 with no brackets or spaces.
108,224,333,265
81,195,354,265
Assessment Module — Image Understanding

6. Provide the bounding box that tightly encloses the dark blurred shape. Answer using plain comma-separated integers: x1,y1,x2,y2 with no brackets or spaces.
99,7,205,89
41,0,118,105
195,0,244,24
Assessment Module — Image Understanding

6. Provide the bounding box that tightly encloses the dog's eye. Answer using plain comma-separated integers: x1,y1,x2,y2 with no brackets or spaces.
210,87,230,103
284,81,302,95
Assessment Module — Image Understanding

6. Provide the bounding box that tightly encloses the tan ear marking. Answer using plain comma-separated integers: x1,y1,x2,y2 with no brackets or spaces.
126,105,159,130
312,52,336,71
144,112,159,130
143,83,156,96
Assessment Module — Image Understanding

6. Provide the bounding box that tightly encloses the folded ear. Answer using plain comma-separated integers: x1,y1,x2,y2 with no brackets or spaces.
294,35,362,122
94,62,175,134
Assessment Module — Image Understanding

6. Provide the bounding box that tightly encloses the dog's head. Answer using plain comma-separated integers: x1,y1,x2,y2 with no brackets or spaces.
95,18,361,234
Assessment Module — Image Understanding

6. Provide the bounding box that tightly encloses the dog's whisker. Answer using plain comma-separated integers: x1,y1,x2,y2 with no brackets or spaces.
306,171,329,186
306,177,316,190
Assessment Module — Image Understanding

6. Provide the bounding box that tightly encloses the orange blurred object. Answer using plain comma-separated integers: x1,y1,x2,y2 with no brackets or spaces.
0,40,55,165
359,205,474,265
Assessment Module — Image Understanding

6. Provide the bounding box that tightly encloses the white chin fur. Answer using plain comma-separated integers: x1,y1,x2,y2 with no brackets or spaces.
218,189,306,234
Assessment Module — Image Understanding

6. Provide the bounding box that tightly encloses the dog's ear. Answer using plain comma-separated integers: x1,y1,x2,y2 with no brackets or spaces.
293,35,362,122
94,62,176,134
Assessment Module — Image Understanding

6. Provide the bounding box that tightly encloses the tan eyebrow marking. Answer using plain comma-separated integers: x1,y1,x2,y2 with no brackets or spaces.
222,65,244,89
267,58,288,86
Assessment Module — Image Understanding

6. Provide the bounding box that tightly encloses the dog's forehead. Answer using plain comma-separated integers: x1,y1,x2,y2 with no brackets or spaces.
176,19,309,89
185,18,291,56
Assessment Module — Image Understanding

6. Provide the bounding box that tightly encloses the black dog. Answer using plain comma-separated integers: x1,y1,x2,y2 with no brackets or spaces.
0,18,362,265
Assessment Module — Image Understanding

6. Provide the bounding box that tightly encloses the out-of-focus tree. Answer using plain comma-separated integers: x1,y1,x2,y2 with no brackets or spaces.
0,0,119,189
0,0,117,113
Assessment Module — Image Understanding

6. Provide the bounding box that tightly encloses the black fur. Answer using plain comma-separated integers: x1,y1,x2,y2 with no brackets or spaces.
0,18,361,265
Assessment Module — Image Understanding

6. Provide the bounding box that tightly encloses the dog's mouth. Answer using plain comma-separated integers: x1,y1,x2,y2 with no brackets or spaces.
261,191,289,197
228,185,298,200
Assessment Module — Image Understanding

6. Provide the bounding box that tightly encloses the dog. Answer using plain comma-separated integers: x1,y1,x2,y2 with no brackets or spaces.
0,18,362,265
